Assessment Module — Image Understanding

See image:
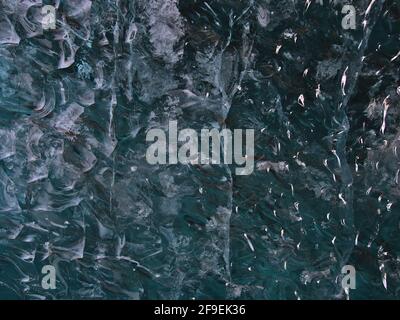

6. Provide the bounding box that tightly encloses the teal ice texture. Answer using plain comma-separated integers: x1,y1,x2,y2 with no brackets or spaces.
0,0,400,299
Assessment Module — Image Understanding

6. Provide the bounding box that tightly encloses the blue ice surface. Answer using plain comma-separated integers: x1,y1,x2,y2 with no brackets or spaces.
0,0,399,300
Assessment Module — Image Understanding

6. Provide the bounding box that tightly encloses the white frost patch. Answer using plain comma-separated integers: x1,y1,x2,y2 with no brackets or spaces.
147,0,184,64
54,103,84,133
257,6,270,27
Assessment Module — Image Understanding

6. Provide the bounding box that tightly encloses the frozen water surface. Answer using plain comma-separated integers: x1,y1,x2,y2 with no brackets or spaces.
0,0,399,299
